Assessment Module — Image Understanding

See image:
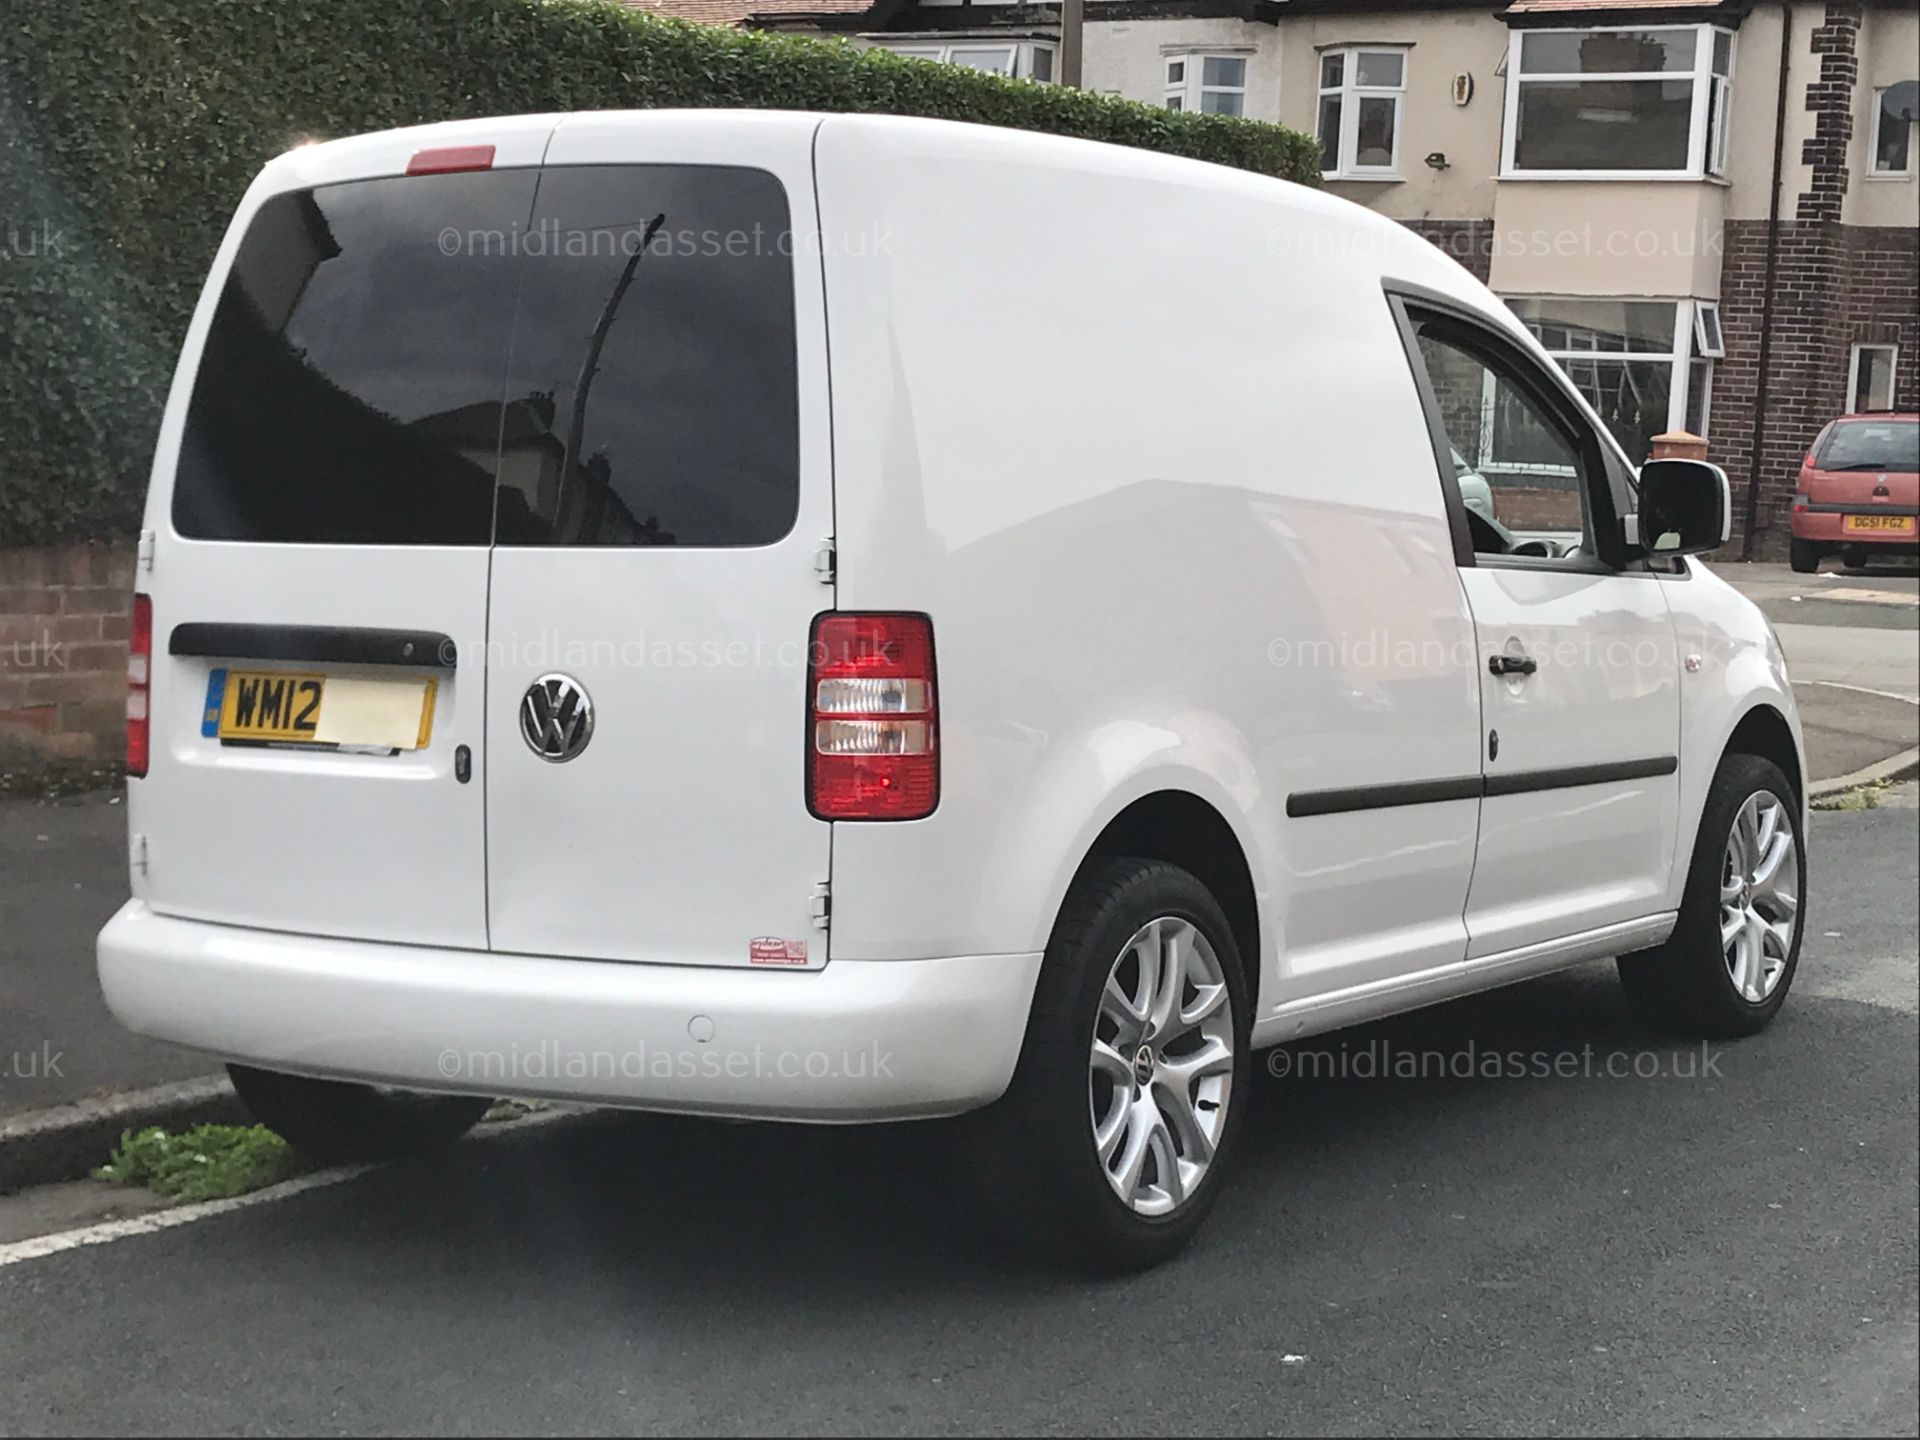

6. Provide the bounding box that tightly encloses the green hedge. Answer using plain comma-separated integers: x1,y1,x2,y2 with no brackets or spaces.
0,0,1320,546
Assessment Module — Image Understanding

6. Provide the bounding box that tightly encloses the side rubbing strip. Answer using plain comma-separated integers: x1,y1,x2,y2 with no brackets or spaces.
169,624,456,669
1288,756,1678,818
1286,776,1483,819
1482,755,1677,797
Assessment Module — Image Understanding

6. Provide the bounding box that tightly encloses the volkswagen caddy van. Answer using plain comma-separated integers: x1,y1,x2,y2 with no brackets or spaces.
100,111,1809,1270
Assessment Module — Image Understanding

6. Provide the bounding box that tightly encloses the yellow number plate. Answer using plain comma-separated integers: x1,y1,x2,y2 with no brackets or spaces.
1842,514,1916,534
207,670,436,750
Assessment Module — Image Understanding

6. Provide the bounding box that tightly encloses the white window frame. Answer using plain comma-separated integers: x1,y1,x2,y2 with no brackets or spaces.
1868,84,1917,177
1706,30,1733,176
1164,53,1250,116
1506,296,1718,450
1848,343,1900,413
1500,25,1737,181
870,39,1055,83
1317,46,1408,180
1692,300,1725,358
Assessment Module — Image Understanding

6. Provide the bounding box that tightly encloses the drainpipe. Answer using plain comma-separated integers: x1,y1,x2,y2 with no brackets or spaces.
1742,0,1794,559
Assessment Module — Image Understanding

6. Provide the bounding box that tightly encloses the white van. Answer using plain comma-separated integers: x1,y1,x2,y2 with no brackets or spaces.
100,111,1808,1269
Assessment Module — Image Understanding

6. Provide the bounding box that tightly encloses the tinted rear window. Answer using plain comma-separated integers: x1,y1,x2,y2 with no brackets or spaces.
174,165,800,548
174,171,533,545
1815,420,1919,472
497,165,798,547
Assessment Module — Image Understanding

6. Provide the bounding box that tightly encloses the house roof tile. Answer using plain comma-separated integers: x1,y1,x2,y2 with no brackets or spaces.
617,0,877,28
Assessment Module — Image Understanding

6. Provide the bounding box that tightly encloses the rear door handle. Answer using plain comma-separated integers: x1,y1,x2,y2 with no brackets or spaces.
1489,653,1538,677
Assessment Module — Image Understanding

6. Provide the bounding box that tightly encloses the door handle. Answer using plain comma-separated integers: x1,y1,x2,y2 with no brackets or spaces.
1489,653,1538,677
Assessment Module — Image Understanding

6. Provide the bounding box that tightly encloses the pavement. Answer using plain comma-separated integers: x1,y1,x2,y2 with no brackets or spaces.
1,786,1913,1434
0,558,1913,1130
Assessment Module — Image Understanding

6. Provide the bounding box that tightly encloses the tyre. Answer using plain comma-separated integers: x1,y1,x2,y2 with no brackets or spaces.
1618,753,1805,1038
228,1065,492,1164
1788,536,1821,574
1841,547,1868,572
971,857,1252,1272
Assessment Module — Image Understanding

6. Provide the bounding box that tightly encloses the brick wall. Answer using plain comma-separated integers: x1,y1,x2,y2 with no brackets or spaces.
1798,0,1862,224
0,545,134,767
1707,0,1918,559
1399,219,1496,285
1710,219,1918,558
1493,485,1585,533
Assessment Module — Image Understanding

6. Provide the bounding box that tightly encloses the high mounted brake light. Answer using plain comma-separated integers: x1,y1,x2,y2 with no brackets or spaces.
807,614,938,821
406,145,496,176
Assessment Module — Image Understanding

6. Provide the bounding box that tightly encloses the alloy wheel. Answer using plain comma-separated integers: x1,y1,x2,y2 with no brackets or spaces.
1721,791,1799,1004
1088,917,1236,1217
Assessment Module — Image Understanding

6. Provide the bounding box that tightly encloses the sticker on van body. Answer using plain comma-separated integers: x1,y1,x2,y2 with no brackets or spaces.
749,937,809,967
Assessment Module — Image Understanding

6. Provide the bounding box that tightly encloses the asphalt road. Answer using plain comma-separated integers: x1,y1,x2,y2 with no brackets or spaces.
2,791,1913,1436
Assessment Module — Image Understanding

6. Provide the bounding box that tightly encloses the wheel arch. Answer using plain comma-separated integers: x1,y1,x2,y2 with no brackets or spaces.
1067,790,1262,1005
1725,702,1804,806
1666,697,1808,911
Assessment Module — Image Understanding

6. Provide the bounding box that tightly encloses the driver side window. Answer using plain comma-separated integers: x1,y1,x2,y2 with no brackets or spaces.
1412,321,1593,562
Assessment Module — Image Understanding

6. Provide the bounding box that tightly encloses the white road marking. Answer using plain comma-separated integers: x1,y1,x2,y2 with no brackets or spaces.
0,1106,579,1271
0,1166,371,1270
1809,680,1920,706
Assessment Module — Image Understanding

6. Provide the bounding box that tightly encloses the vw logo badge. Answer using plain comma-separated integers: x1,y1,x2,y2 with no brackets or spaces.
521,674,594,763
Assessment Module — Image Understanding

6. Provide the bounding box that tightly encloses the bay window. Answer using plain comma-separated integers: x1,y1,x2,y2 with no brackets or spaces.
1317,47,1407,179
1505,297,1718,463
1503,25,1735,178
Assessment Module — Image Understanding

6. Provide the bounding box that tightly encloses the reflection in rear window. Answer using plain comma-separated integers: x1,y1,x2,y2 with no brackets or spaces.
497,165,799,548
1816,420,1920,472
173,165,801,548
174,172,534,544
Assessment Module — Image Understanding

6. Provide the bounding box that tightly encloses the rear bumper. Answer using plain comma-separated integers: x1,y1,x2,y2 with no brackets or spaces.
98,902,1044,1122
1789,506,1920,547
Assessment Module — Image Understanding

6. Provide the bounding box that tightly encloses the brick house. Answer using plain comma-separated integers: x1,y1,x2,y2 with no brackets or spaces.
623,0,1918,558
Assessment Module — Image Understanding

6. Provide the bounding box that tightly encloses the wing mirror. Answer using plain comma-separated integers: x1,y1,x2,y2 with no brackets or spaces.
1628,458,1732,557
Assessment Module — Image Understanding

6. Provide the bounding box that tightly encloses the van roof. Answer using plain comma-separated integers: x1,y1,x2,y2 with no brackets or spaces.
263,107,1307,192
255,108,1443,281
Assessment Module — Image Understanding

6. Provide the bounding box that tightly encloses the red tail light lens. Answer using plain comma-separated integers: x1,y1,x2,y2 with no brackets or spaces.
807,614,938,820
127,593,153,778
406,144,496,176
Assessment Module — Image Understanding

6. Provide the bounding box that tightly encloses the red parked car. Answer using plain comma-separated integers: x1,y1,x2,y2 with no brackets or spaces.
1789,413,1919,573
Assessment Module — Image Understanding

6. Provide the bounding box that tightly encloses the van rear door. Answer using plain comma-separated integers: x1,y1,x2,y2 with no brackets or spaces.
483,116,835,968
139,129,548,948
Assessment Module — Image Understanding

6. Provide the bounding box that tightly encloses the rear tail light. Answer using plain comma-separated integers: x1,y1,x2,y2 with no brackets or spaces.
807,614,938,820
127,593,152,778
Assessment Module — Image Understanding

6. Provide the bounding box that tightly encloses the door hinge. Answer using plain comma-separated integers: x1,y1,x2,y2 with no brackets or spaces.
811,880,832,930
130,833,149,877
814,537,836,586
136,529,156,572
